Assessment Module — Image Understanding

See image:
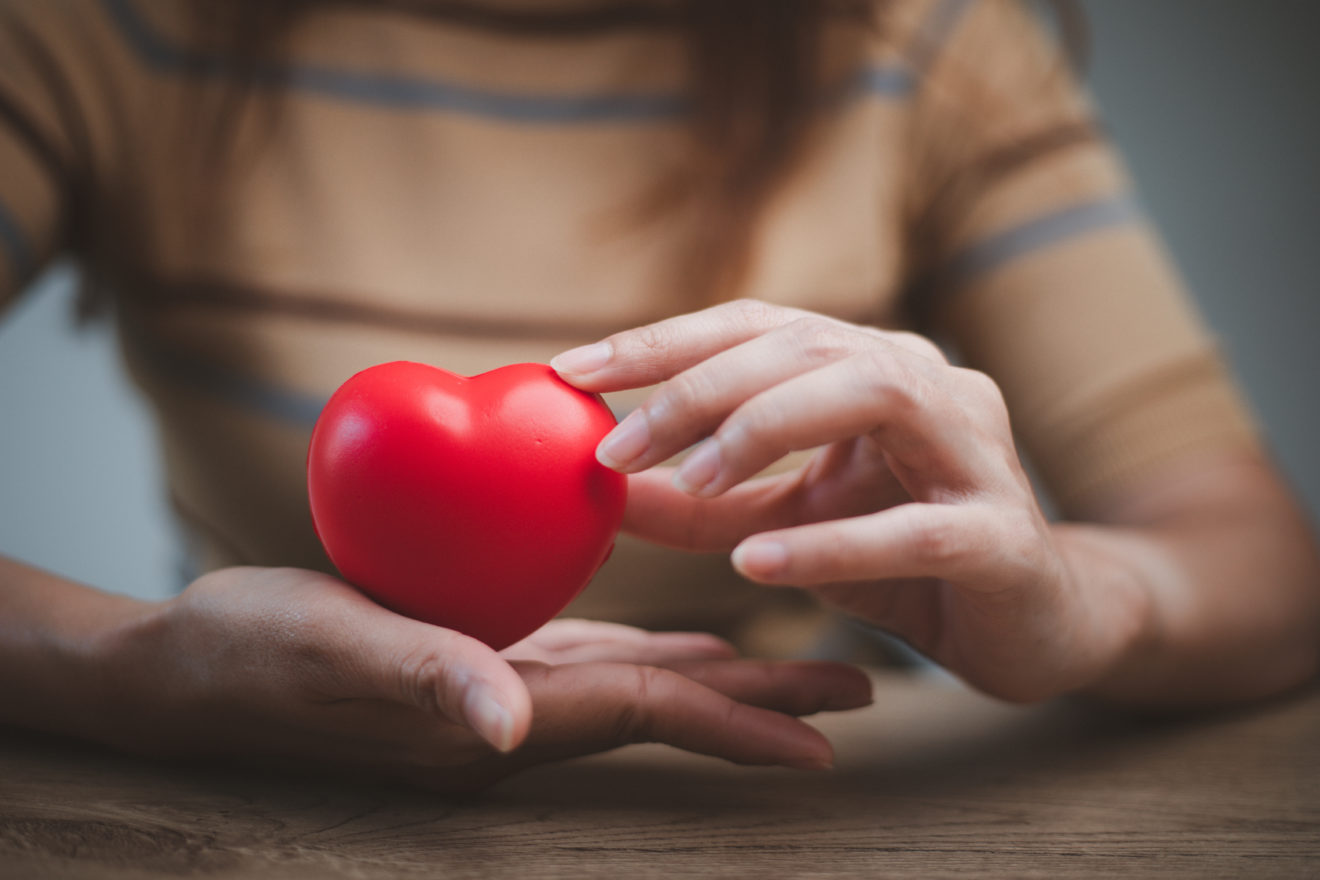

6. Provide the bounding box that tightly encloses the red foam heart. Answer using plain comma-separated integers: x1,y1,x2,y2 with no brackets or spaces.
307,361,626,649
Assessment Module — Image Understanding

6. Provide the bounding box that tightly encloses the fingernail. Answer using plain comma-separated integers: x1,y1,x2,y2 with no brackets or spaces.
732,540,789,578
673,439,721,495
464,686,516,753
551,341,612,376
598,410,650,470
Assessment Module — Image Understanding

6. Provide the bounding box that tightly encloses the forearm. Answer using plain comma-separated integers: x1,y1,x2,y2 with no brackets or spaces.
0,555,156,740
1065,458,1320,707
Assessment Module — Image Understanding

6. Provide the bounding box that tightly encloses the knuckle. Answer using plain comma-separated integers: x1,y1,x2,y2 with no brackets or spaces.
395,647,455,716
999,507,1046,567
956,367,1005,404
630,322,677,360
854,346,902,381
909,516,967,567
955,368,1013,431
787,317,857,362
984,428,1026,479
724,297,781,326
852,351,918,413
285,629,337,680
652,368,720,422
609,665,666,744
892,331,948,364
718,402,782,462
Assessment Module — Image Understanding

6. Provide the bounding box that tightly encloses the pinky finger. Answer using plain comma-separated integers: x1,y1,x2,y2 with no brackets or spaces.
731,503,1001,587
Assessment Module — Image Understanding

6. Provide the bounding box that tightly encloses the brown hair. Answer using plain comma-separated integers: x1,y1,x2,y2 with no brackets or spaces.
164,0,1085,311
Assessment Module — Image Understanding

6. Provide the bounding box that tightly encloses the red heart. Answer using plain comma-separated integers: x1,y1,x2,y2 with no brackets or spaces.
307,361,626,649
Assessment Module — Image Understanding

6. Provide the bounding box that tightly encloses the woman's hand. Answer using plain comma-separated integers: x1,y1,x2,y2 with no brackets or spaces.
94,566,870,791
552,300,1150,703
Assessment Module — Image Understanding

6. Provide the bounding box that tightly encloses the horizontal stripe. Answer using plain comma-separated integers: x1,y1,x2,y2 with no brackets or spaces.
843,66,916,100
0,196,34,283
125,282,888,428
125,321,327,427
134,276,676,341
931,120,1102,220
943,195,1142,287
133,273,890,343
901,195,1143,325
368,0,681,35
100,0,684,122
102,0,914,122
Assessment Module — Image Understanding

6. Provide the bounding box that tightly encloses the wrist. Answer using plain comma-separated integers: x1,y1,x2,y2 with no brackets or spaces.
77,592,173,746
1054,525,1168,703
0,556,164,744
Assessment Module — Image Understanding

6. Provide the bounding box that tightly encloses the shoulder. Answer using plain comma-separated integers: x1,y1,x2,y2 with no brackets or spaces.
0,0,196,186
915,1,1085,118
853,1,1081,118
890,0,1094,183
1,1,130,86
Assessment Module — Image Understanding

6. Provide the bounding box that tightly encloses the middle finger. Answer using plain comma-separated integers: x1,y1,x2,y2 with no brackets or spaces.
597,318,881,473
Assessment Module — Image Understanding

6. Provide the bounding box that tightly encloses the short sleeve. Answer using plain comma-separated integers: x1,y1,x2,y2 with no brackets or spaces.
902,0,1260,515
0,0,94,309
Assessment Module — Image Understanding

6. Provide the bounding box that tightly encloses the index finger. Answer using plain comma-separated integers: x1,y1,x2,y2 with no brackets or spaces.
550,299,807,392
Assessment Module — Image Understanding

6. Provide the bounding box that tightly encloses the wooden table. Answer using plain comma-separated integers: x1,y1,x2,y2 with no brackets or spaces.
2,672,1317,879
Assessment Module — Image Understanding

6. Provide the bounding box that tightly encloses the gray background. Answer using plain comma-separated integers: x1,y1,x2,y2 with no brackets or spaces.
1,0,1317,602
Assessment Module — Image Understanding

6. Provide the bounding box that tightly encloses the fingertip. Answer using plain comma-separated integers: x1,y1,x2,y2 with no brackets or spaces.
779,723,834,771
550,341,613,381
462,687,513,752
769,660,876,714
722,703,837,771
672,439,722,497
595,443,627,472
703,637,741,660
659,633,740,660
731,538,790,581
829,665,875,711
506,712,532,752
503,676,535,751
458,656,533,753
783,749,834,771
596,410,650,473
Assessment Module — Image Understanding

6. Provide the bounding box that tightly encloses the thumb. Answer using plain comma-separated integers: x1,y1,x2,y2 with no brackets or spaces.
339,608,533,753
624,468,800,552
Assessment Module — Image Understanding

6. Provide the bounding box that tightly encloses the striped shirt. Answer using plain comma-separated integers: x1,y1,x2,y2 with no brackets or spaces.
0,0,1259,650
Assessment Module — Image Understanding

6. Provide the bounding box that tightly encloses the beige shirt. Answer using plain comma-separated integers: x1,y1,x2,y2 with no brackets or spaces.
0,0,1258,653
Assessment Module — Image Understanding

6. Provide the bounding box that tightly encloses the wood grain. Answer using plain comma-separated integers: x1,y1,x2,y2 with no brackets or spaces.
2,673,1317,879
